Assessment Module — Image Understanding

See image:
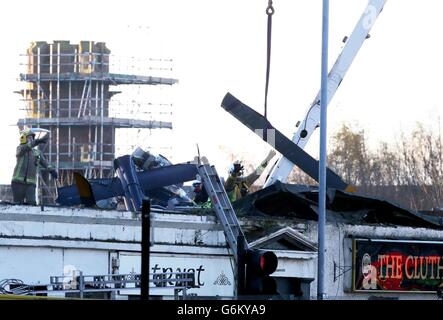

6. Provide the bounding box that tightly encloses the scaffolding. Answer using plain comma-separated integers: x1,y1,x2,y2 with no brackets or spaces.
18,40,177,203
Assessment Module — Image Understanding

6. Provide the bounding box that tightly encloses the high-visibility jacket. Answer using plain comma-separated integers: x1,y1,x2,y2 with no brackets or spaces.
224,160,270,202
225,176,250,202
11,141,51,185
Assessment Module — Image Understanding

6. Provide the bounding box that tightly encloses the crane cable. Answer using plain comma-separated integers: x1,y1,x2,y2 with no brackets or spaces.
264,0,274,141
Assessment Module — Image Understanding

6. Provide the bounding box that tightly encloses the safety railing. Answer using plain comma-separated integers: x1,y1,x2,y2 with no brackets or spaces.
0,271,197,300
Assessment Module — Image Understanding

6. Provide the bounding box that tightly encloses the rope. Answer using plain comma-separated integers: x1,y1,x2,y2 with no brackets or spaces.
264,0,274,141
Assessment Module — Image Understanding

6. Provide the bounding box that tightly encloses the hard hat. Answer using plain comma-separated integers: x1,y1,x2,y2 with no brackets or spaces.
228,161,244,175
192,180,202,188
132,147,149,161
19,129,35,144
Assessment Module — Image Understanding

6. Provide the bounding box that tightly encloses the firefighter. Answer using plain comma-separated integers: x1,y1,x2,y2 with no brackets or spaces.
224,150,276,202
11,129,58,205
192,180,209,204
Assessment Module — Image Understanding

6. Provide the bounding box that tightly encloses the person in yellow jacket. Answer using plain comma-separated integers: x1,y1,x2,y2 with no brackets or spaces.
11,129,58,205
224,150,276,202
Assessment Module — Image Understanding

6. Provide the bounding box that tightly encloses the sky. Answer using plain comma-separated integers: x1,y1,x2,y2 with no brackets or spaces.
1,0,442,184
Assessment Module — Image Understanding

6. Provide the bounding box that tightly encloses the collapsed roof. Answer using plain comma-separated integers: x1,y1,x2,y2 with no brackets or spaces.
232,181,443,229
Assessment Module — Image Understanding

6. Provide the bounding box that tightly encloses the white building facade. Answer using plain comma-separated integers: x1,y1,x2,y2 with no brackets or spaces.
0,204,442,299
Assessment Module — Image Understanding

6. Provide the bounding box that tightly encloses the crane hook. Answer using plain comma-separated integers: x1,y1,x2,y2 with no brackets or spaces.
266,0,275,15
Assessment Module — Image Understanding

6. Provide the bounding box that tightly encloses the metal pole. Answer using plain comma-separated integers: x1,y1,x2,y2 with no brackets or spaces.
49,44,53,172
318,0,329,301
79,271,84,299
56,42,60,182
100,82,104,178
236,235,246,299
141,199,150,300
37,47,41,207
38,166,44,211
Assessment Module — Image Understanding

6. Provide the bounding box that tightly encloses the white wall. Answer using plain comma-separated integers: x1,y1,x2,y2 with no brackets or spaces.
118,252,235,297
0,247,109,285
2,204,442,299
299,220,443,300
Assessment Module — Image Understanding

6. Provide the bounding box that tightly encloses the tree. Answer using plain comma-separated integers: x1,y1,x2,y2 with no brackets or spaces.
327,121,443,211
328,123,372,188
224,120,443,211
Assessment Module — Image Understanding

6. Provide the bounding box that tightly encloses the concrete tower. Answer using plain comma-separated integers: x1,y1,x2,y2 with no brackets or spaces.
19,40,177,203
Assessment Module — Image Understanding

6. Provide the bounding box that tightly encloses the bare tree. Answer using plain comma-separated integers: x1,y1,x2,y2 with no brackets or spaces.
221,120,443,212
327,121,443,211
327,123,372,188
287,166,317,185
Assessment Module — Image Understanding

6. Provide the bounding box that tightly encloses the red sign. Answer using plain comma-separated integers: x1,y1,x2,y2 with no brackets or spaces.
353,239,443,292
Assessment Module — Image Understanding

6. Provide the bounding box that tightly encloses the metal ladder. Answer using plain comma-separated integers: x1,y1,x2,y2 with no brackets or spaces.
197,164,247,264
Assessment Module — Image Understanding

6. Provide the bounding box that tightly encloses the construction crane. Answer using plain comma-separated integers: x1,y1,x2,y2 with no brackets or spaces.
264,0,387,187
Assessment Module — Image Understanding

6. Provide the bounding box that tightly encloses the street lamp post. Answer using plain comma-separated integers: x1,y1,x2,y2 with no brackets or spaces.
318,0,329,301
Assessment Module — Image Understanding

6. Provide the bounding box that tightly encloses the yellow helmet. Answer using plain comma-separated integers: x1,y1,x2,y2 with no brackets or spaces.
19,129,35,144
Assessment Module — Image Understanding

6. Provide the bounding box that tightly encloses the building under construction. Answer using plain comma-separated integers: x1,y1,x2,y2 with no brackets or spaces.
18,40,177,203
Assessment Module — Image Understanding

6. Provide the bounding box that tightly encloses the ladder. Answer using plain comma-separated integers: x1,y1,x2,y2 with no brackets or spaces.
197,164,247,264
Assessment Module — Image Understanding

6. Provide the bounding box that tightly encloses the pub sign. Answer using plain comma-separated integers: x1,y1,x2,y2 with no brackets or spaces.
353,239,443,293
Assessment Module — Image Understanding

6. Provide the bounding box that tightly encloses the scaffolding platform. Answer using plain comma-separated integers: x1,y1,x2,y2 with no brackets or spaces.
18,116,172,129
56,161,113,170
20,72,178,86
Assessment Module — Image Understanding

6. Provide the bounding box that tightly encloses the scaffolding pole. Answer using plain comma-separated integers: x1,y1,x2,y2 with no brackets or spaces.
57,42,61,177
